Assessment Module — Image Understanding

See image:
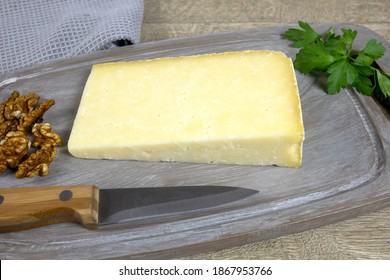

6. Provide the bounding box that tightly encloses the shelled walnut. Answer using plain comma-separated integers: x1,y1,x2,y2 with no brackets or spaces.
0,131,30,174
0,90,61,178
16,123,62,178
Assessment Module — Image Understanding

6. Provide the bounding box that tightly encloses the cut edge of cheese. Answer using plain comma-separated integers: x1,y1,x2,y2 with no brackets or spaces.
68,50,305,168
70,135,303,167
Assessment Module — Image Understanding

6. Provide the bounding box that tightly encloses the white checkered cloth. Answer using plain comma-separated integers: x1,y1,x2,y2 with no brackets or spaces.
0,0,144,74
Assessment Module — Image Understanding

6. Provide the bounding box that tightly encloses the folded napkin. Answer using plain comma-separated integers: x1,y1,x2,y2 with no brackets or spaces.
0,0,144,74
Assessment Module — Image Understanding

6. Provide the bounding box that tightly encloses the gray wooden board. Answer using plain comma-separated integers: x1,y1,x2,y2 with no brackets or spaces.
0,24,389,259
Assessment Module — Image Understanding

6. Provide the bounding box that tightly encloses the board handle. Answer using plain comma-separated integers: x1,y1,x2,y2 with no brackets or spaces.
0,185,99,233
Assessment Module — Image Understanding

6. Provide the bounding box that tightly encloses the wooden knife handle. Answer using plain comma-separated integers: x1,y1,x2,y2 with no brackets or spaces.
0,185,99,233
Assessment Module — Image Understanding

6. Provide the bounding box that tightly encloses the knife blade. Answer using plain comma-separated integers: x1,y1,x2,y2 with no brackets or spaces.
0,185,258,232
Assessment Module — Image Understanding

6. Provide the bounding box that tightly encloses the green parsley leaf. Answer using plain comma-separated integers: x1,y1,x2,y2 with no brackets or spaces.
284,21,321,48
284,22,389,108
375,69,390,98
355,39,386,66
294,41,336,74
352,64,374,76
327,59,359,94
324,34,348,56
353,74,374,96
340,28,357,48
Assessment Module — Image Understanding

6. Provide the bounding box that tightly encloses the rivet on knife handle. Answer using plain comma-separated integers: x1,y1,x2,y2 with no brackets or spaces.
0,185,99,233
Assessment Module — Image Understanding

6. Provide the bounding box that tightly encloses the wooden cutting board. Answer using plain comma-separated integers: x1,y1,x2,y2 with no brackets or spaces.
0,24,389,259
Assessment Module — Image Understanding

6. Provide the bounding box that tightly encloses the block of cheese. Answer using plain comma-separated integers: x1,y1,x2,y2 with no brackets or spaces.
68,50,304,167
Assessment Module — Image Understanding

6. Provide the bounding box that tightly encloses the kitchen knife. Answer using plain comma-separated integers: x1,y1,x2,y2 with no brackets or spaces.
0,185,257,232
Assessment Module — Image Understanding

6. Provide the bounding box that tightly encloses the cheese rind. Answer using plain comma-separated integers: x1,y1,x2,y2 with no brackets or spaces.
68,50,304,167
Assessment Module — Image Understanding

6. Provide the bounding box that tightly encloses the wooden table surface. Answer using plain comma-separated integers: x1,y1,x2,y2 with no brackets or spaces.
141,0,390,259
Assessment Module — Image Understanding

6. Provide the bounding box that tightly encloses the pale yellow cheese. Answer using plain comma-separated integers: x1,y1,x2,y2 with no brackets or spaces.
68,50,304,167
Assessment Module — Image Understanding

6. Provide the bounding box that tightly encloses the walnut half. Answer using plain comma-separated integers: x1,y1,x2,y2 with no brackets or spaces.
16,123,61,178
0,131,30,175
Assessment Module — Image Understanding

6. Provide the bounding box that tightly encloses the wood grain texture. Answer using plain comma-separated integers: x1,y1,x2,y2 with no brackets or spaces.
0,185,99,232
142,0,390,42
182,207,390,259
142,0,390,260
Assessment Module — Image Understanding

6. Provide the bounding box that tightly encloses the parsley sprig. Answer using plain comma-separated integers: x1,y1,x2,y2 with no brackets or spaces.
284,21,390,107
